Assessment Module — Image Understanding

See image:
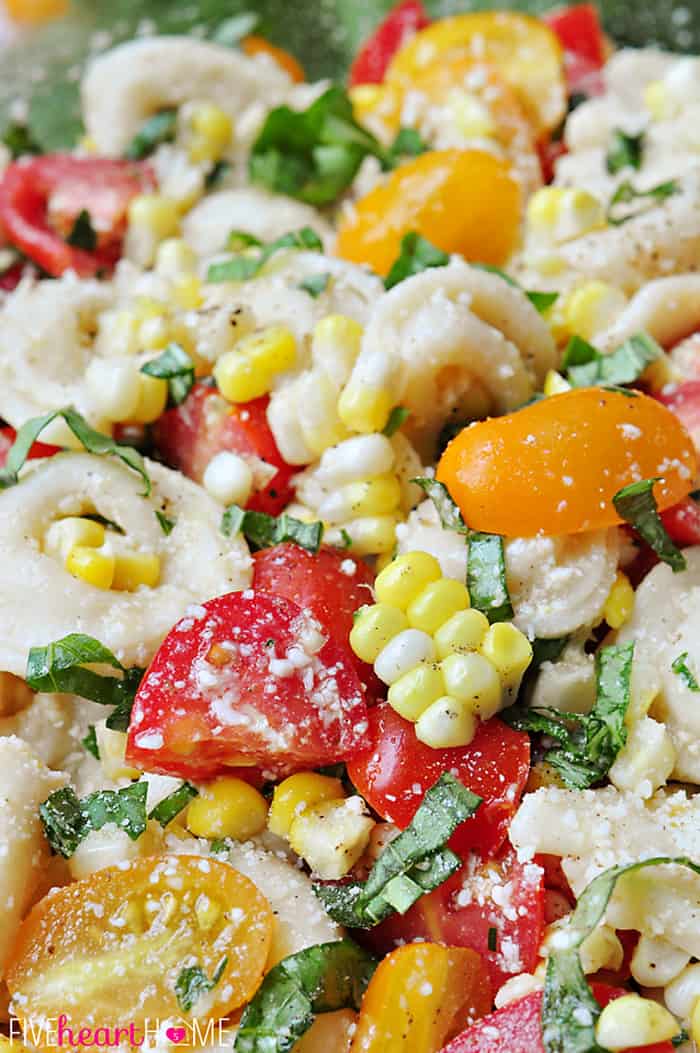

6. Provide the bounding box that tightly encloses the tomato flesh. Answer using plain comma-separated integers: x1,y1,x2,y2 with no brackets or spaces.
656,380,700,457
349,0,430,86
347,705,530,859
0,425,60,468
126,590,369,779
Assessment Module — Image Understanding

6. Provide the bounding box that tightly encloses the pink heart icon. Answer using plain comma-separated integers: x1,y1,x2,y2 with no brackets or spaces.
166,1027,187,1044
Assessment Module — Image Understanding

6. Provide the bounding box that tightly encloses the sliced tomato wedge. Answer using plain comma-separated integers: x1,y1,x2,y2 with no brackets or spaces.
0,155,154,277
543,4,607,96
347,704,530,859
153,384,296,516
660,496,700,547
349,0,430,86
656,380,700,456
126,590,369,779
0,425,60,468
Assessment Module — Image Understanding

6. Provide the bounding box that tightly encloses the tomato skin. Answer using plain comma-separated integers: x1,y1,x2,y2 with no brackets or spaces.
126,590,369,779
543,4,606,69
241,35,305,82
437,388,697,538
153,385,295,516
656,380,700,456
347,705,530,859
0,425,60,467
660,497,700,546
0,261,25,290
0,155,154,278
349,0,430,86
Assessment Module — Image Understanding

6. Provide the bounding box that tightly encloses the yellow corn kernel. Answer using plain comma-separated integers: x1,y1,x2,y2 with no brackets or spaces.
186,776,268,841
95,722,141,780
96,309,141,357
313,314,363,371
299,376,352,458
65,546,116,590
543,369,571,396
441,652,502,719
133,295,168,322
595,994,679,1051
78,134,98,154
644,79,668,120
349,83,386,122
580,925,624,975
337,475,402,519
130,374,168,423
138,313,172,352
44,516,105,560
375,550,442,610
172,274,204,310
340,515,398,556
527,187,565,229
128,194,181,240
375,551,394,573
527,186,606,244
155,237,197,278
388,662,445,721
188,102,233,163
112,551,161,591
268,772,345,838
337,382,393,434
562,281,627,341
415,695,478,749
479,622,533,690
691,995,700,1046
603,571,635,630
288,796,374,879
434,608,490,659
214,326,296,403
350,604,409,664
447,90,496,139
406,578,470,635
246,325,297,374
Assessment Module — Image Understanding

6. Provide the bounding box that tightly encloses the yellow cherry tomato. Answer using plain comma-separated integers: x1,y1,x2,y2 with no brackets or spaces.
437,387,696,537
387,12,566,135
336,149,521,276
5,0,66,22
6,855,273,1050
241,35,305,82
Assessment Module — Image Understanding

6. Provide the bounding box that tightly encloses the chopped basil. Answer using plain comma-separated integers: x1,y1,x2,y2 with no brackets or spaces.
412,477,468,535
222,505,323,554
205,159,232,189
40,781,148,858
384,232,449,290
530,636,570,671
562,330,662,388
338,527,353,550
141,343,195,406
613,478,686,572
382,405,410,437
606,177,681,225
155,510,176,535
605,128,644,174
2,121,41,158
149,781,199,827
26,633,144,732
387,126,428,163
542,858,695,1052
488,926,498,951
234,940,377,1053
0,407,151,495
671,651,700,691
249,85,391,206
472,264,558,315
504,642,635,789
226,230,263,250
175,957,228,1013
125,108,178,160
298,271,331,298
212,11,259,45
314,773,480,928
66,208,97,251
82,512,125,534
81,725,100,760
209,837,232,856
207,226,323,282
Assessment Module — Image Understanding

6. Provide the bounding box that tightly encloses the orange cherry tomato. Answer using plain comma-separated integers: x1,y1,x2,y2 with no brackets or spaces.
436,388,697,537
336,149,521,276
350,943,491,1053
6,855,272,1050
387,12,566,135
4,0,66,23
241,35,305,82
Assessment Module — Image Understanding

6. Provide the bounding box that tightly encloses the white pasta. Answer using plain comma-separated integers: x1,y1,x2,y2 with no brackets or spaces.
598,274,700,354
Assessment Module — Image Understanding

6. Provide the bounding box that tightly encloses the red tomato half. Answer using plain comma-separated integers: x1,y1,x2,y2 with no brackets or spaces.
656,380,700,456
126,590,369,779
0,425,60,467
661,496,700,547
0,261,25,290
349,0,430,86
544,4,606,96
153,385,295,516
0,155,153,277
347,704,530,859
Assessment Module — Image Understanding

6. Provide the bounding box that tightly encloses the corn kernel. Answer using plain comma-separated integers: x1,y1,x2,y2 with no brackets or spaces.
188,102,233,163
155,237,197,278
85,357,141,422
350,604,409,663
130,374,168,424
214,348,271,403
334,515,398,556
172,274,204,310
299,372,352,457
543,369,571,396
441,652,502,719
128,194,181,239
374,628,436,685
375,550,442,610
246,325,297,373
45,516,105,561
595,994,679,1051
327,475,401,522
96,309,141,358
186,776,268,840
388,662,445,721
666,962,700,1020
349,83,386,121
603,571,635,630
527,187,565,229
563,281,627,342
203,451,253,506
415,695,478,749
479,623,533,690
434,608,490,659
316,433,395,485
579,925,624,974
268,772,344,838
337,382,393,434
527,186,606,245
112,551,161,591
65,546,115,590
138,314,172,352
406,578,470,635
644,79,668,120
447,90,496,138
312,315,363,379
288,796,374,879
631,935,690,988
95,721,141,780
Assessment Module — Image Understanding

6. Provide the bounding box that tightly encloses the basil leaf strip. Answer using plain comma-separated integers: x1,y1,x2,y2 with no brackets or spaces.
0,407,150,495
40,781,148,858
155,510,176,535
384,231,450,290
2,121,42,158
66,208,97,251
222,505,324,554
298,271,331,298
175,956,228,1013
671,651,700,691
125,108,177,160
387,126,428,164
234,940,377,1053
562,330,662,388
606,177,681,225
81,725,100,759
543,857,698,1052
412,477,468,535
382,405,410,437
613,477,686,572
207,226,323,282
605,128,644,174
141,343,195,406
149,781,199,827
472,263,559,315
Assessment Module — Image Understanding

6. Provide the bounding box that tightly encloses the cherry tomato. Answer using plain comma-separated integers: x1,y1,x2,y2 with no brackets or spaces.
543,4,606,69
241,35,305,82
661,497,700,546
6,855,272,1051
4,0,66,23
351,943,491,1053
336,149,521,276
0,155,154,278
363,847,544,994
656,380,700,456
437,388,697,537
126,590,369,779
0,261,25,290
0,425,60,468
538,138,568,184
349,0,430,86
347,704,530,859
153,385,295,516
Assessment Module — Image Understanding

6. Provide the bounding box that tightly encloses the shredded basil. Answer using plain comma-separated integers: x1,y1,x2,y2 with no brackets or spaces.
207,226,323,282
671,651,700,691
488,926,498,952
155,510,176,535
384,232,449,290
382,405,410,437
234,940,377,1053
222,505,323,553
81,725,100,760
472,263,558,315
613,478,686,572
605,128,644,174
0,407,150,495
40,781,148,858
606,177,681,225
298,271,331,298
205,158,232,189
386,126,428,164
338,527,353,550
412,477,468,535
149,781,199,827
141,343,195,406
562,331,662,388
1,121,42,158
209,836,232,856
125,108,178,160
175,957,228,1013
66,208,97,251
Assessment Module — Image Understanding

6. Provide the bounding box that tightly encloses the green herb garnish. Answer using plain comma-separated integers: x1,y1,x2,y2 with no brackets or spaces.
606,128,644,174
607,178,681,225
149,781,199,827
141,343,196,406
222,505,323,553
384,232,449,290
613,478,686,572
207,226,322,282
40,781,148,858
562,330,662,388
175,957,228,1013
125,108,177,160
671,651,700,691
